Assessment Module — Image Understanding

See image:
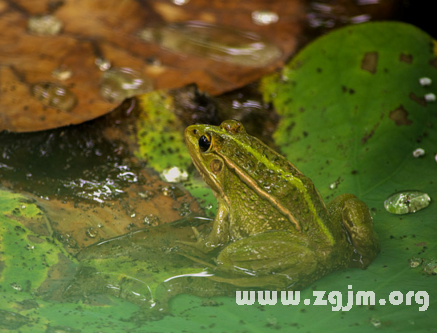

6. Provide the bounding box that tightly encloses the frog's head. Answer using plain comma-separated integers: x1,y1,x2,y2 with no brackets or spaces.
185,120,246,195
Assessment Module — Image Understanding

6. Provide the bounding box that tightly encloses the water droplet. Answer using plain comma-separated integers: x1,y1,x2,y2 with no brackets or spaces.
100,67,153,103
25,244,35,251
329,180,339,189
424,93,436,102
86,227,98,238
161,186,172,197
31,82,77,112
422,259,437,275
52,65,73,80
138,190,155,200
409,257,423,268
412,148,425,158
384,191,431,214
56,232,78,248
251,10,279,26
10,282,22,291
370,317,381,328
172,0,189,5
419,77,432,86
161,166,189,183
138,21,282,67
144,214,161,226
95,57,112,71
27,14,63,36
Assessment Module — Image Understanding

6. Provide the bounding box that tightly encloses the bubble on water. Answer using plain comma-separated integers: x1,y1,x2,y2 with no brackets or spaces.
419,77,432,86
412,148,425,158
161,166,189,183
424,93,436,102
384,191,431,215
52,65,73,80
251,11,279,26
27,14,63,36
138,21,282,67
100,67,153,103
30,82,77,112
95,57,112,71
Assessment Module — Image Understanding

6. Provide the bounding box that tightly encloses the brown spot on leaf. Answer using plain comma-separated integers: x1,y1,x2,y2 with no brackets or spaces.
361,129,375,144
361,52,378,74
390,105,412,126
429,58,437,69
409,92,427,106
399,53,413,63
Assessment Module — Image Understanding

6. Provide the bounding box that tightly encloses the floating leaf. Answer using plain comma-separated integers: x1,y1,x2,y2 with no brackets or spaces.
0,0,303,132
261,22,437,331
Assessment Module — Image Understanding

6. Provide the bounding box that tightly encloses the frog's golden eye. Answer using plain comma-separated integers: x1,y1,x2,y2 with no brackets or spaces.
198,134,211,152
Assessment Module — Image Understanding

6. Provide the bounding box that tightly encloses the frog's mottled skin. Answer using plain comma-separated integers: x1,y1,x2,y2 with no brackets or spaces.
182,120,380,289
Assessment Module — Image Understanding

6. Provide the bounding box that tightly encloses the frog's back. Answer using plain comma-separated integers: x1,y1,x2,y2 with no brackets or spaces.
217,130,332,239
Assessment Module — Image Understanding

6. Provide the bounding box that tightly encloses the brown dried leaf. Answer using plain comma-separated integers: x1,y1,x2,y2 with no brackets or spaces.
0,0,304,132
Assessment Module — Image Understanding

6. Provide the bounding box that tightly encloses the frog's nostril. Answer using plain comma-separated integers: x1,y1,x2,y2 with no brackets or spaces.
193,129,197,134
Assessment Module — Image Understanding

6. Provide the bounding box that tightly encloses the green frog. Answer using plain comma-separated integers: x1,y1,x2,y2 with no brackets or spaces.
182,119,380,289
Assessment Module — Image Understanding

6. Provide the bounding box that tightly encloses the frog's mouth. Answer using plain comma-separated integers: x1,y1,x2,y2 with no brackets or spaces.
191,149,224,194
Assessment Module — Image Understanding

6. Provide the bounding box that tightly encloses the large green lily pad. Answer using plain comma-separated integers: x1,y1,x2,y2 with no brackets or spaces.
260,21,437,331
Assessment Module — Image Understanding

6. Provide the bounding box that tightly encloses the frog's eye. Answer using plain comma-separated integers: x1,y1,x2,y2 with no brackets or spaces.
198,135,211,152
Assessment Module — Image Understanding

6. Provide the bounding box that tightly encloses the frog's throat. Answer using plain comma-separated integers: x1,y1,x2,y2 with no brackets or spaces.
215,151,302,232
190,151,231,208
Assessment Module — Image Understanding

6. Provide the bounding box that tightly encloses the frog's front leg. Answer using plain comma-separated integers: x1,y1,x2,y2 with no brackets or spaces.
210,231,319,288
328,194,380,268
178,198,231,254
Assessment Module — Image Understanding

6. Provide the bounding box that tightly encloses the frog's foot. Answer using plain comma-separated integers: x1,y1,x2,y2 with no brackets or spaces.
328,194,380,267
176,227,219,254
178,252,217,269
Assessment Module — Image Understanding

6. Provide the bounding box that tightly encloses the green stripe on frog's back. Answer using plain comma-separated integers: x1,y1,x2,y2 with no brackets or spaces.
210,127,335,245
